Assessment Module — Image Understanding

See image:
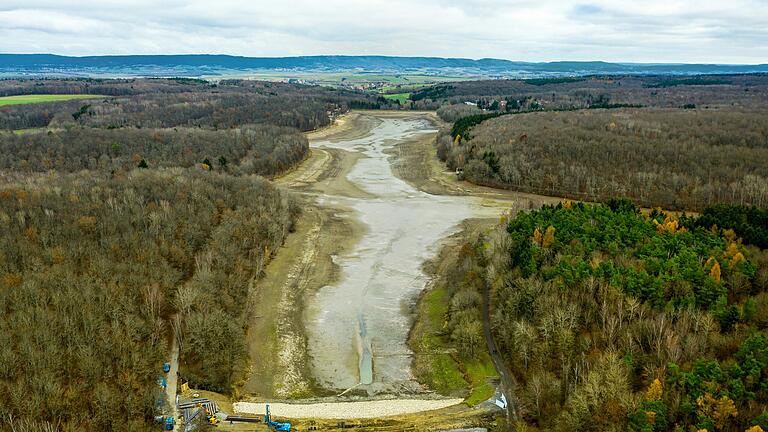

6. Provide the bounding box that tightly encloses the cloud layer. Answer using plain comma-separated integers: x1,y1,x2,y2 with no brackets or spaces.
1,0,766,63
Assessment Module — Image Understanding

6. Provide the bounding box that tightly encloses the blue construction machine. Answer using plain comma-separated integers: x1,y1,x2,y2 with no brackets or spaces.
265,403,291,431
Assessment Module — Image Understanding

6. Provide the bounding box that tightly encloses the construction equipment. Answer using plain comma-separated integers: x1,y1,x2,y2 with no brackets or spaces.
264,403,291,431
164,416,175,431
202,401,219,425
178,397,219,427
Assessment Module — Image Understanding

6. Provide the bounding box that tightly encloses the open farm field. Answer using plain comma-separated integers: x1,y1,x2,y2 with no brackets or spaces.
0,94,108,106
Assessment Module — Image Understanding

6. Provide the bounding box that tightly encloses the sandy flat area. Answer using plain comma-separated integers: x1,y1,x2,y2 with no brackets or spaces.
233,398,464,419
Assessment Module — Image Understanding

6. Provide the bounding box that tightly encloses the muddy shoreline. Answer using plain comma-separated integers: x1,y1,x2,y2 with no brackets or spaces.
243,116,370,398
243,202,365,398
303,112,486,394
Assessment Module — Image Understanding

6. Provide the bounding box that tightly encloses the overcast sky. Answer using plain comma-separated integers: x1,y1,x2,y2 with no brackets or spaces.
1,0,766,63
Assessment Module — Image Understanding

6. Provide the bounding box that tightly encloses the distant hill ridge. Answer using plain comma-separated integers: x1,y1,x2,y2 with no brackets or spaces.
1,54,767,77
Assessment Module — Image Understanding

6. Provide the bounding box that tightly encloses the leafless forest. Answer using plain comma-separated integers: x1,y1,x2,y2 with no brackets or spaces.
437,108,768,210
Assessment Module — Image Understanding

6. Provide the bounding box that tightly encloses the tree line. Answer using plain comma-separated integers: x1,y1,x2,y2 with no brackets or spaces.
0,125,308,177
416,74,768,111
686,205,768,249
0,78,394,131
437,108,768,210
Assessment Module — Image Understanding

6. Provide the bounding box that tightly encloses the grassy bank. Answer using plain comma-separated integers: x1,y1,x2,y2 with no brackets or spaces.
410,222,498,406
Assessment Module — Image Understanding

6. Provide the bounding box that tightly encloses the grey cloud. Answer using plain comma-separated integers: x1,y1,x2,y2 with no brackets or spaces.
0,0,766,63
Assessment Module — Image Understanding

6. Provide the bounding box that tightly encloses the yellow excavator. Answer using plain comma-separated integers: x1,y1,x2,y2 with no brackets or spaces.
196,402,219,425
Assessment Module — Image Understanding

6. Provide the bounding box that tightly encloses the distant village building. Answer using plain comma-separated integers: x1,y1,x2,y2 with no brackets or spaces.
499,100,507,111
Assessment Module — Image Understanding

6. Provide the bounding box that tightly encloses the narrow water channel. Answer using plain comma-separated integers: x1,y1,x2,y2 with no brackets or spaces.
305,114,494,394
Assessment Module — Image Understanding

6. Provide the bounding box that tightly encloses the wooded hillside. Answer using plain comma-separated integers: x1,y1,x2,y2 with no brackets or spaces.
483,201,768,431
0,78,316,431
422,74,768,111
0,78,389,131
0,125,308,176
438,108,768,210
0,170,298,430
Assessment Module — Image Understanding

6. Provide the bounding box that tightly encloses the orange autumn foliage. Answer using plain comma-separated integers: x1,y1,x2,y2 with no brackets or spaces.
697,394,738,430
543,225,556,248
645,379,663,401
533,227,543,245
710,261,722,283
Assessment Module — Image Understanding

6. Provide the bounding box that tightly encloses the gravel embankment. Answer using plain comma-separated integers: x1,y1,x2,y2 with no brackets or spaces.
233,398,464,419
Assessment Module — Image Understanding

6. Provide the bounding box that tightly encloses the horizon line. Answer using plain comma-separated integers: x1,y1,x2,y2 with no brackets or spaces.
1,53,767,67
